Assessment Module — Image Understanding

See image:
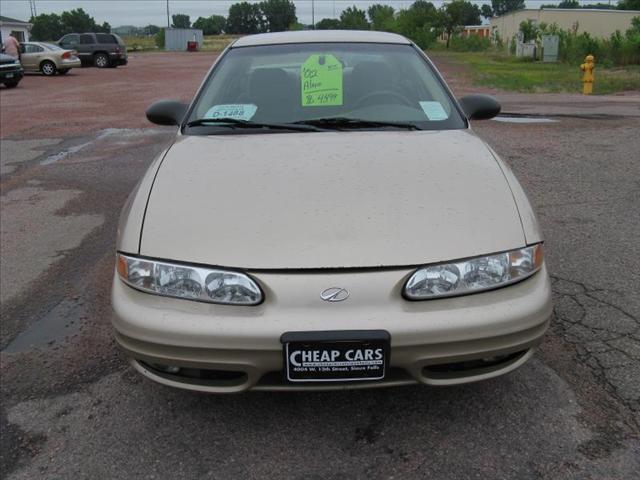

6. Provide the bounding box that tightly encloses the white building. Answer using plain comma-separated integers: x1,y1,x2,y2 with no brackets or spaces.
490,9,640,46
0,15,32,44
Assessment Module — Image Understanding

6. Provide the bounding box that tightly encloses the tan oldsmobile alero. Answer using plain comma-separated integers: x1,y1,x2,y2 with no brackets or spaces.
112,30,552,392
19,41,81,76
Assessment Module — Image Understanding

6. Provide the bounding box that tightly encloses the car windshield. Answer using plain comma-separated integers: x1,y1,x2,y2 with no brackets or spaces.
42,43,63,51
185,42,466,133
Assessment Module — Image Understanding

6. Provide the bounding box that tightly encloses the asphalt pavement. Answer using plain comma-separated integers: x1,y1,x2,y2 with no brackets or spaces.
1,54,639,479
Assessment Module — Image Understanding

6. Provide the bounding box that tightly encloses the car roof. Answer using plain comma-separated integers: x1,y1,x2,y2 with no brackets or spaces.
232,30,412,48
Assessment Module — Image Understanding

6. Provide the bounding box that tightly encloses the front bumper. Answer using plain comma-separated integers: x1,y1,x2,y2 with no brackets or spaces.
112,264,553,392
0,65,23,82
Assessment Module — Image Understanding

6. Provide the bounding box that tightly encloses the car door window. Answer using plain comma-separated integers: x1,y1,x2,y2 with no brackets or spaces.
60,34,79,48
24,44,44,54
96,34,117,44
80,34,94,45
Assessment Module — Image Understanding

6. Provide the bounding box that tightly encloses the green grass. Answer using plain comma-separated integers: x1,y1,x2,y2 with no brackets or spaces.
201,35,240,52
122,35,157,52
123,34,240,53
433,51,640,95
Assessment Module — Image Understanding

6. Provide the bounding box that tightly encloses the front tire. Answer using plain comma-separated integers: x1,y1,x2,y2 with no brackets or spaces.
3,81,20,88
41,60,57,76
94,53,110,68
58,68,70,75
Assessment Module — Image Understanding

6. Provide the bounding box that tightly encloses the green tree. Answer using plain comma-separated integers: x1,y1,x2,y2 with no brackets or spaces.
629,16,640,34
60,8,103,33
145,24,160,35
367,4,395,31
226,2,264,34
558,0,580,7
519,19,538,42
481,5,493,18
618,0,640,9
541,2,614,7
29,13,65,40
171,14,191,28
315,18,341,30
439,0,481,48
155,28,165,48
340,6,370,30
395,1,439,48
580,2,615,7
490,0,525,16
260,0,296,32
30,8,109,39
193,15,226,35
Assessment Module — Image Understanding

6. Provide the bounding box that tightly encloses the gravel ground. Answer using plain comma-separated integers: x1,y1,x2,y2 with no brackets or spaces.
0,53,214,139
0,52,638,479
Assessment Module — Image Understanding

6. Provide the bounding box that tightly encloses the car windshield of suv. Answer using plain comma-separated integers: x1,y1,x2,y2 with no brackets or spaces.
185,42,466,133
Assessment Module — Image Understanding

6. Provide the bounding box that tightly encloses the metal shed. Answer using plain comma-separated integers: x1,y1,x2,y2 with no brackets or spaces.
164,28,203,51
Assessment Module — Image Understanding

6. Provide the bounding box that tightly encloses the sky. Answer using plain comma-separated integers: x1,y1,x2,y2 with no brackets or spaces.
0,0,611,27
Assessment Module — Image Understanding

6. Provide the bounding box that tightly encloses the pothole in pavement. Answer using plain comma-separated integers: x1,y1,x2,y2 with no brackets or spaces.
0,138,63,175
2,298,87,353
40,128,168,165
40,141,92,165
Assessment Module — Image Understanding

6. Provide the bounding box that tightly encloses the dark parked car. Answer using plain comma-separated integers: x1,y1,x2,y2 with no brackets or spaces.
0,53,23,88
58,32,128,68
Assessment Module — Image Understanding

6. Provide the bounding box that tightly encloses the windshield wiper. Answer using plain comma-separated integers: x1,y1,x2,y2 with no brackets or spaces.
185,118,321,132
292,117,422,131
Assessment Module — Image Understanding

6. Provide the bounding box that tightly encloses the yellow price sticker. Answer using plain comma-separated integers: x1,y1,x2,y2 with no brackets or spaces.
301,54,343,107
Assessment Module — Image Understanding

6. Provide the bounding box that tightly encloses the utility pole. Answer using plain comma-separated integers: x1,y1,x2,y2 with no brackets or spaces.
166,0,170,28
29,0,37,17
312,0,315,29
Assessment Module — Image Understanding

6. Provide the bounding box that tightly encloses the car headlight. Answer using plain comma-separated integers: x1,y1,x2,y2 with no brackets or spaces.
116,254,263,305
404,244,543,300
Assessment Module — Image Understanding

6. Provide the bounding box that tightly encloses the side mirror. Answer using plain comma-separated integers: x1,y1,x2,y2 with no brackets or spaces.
458,94,501,120
146,100,189,126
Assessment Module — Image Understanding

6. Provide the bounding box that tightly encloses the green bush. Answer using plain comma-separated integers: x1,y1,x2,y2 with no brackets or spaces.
449,35,492,52
537,21,640,66
393,2,439,49
155,28,165,49
409,27,439,49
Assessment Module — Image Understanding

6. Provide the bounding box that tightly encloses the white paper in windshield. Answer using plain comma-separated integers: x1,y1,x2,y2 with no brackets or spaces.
419,101,448,121
204,104,258,121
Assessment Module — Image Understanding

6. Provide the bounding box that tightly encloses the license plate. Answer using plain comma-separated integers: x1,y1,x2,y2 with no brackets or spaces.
6,73,13,78
282,330,390,383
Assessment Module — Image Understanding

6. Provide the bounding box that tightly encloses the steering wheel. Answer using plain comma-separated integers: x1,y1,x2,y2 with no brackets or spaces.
353,90,414,109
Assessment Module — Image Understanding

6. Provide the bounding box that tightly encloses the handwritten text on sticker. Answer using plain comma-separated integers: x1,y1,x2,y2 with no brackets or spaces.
301,54,343,107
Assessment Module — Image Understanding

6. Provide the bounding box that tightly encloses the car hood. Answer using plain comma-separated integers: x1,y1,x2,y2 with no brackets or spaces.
0,53,19,63
140,130,525,269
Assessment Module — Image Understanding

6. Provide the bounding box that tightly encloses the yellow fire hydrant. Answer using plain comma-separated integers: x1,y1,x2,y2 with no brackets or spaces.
580,54,595,95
